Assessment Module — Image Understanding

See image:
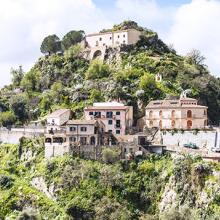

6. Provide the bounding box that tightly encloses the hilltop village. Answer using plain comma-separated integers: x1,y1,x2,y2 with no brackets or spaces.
1,25,220,162
1,21,220,219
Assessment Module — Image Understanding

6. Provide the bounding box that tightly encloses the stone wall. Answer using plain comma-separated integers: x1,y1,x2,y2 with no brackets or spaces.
161,130,218,150
0,127,44,144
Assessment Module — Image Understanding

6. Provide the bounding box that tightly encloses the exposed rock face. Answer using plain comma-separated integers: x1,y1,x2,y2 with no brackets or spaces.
31,177,56,200
159,155,220,215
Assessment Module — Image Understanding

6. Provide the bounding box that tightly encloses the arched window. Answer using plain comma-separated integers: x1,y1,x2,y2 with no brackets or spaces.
159,110,163,118
171,110,175,118
159,120,162,129
171,120,175,128
149,111,153,119
90,136,96,145
149,120,153,127
187,120,192,129
204,110,207,116
187,110,192,118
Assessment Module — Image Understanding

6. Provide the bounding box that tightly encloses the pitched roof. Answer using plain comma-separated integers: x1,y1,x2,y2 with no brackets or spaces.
47,109,70,118
85,106,129,110
66,120,97,125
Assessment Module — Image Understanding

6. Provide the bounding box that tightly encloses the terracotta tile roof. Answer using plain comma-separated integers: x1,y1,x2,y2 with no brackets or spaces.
66,120,97,125
47,109,70,118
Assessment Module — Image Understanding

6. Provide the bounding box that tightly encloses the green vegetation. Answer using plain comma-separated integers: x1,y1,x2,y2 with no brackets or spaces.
1,20,220,126
0,139,219,219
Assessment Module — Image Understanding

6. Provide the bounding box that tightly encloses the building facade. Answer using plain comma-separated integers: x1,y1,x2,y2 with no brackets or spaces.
84,102,133,135
45,119,105,159
145,97,208,130
85,29,141,48
66,120,105,146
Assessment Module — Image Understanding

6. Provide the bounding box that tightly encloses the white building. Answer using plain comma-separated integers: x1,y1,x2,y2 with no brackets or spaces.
86,29,141,49
145,97,208,130
84,102,133,135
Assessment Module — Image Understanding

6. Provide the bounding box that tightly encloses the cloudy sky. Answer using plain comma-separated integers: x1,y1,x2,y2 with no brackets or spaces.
1,0,220,87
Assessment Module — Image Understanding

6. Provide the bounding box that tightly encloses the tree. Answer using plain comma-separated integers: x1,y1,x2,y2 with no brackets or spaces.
9,95,28,123
40,34,61,55
11,65,24,87
102,148,119,164
62,30,85,51
0,111,16,127
186,49,206,65
85,59,111,80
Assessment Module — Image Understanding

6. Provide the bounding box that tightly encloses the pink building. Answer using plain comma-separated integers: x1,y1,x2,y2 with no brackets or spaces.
84,102,133,135
145,97,208,130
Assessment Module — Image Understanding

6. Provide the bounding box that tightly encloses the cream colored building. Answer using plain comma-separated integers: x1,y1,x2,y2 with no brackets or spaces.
145,97,208,130
45,119,105,159
86,29,141,49
84,102,133,135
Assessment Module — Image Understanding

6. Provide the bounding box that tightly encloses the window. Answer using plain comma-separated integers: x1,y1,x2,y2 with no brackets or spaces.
149,111,153,118
106,111,113,118
159,110,163,118
80,127,87,132
171,110,175,118
70,136,76,142
116,111,120,115
110,36,112,40
99,37,102,41
80,137,87,145
204,110,207,115
116,130,120,134
116,120,121,128
123,34,125,37
70,127,76,132
108,130,112,133
171,120,175,128
96,41,98,46
108,120,113,125
89,112,93,115
149,120,153,127
204,120,207,126
90,136,96,145
187,110,192,118
123,40,126,44
118,35,120,38
187,120,192,129
159,120,162,129
94,112,101,118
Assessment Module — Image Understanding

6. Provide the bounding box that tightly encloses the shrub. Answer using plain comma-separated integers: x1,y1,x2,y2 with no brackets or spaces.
0,175,13,189
85,59,111,80
138,161,155,176
102,148,120,164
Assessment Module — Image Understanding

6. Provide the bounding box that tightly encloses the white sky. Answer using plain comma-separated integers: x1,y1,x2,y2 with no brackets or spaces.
0,0,220,87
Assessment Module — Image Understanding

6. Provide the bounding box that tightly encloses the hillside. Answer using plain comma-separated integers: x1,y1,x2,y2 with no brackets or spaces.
0,138,220,219
0,20,220,127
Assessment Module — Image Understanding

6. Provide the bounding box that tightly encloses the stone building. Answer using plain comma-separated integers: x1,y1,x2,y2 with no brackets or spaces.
85,29,141,59
145,96,208,130
66,120,105,146
84,102,133,135
46,109,72,132
45,119,105,159
86,29,141,48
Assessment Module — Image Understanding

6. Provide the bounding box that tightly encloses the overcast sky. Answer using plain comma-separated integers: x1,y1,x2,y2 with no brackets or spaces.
0,0,220,87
